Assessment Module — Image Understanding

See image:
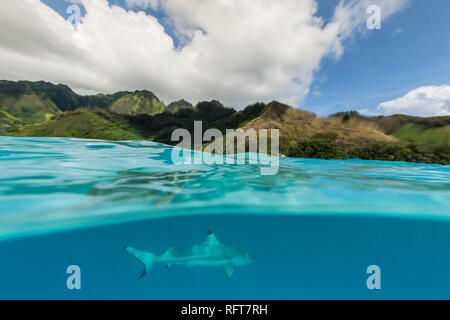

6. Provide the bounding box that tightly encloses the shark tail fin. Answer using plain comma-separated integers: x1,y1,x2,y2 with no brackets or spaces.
125,246,158,279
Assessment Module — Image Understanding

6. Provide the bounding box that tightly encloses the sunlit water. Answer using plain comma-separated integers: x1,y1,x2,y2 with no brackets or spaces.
0,136,449,299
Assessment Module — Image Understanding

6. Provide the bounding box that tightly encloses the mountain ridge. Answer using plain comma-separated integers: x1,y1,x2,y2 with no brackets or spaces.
1,80,448,165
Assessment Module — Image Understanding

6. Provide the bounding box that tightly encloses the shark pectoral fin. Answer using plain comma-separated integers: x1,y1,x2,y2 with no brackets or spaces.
139,268,147,280
224,264,234,280
139,261,155,280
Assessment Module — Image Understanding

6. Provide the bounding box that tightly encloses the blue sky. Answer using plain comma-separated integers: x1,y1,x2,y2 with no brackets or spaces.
7,0,450,116
306,0,450,115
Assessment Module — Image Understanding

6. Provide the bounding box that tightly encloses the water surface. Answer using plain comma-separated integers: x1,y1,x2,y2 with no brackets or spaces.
0,137,449,299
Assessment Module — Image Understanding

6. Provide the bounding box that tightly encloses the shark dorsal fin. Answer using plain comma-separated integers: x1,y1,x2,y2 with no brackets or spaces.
206,231,219,245
163,246,175,258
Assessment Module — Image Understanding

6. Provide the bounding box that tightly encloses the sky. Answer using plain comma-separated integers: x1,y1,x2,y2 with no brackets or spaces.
0,0,449,116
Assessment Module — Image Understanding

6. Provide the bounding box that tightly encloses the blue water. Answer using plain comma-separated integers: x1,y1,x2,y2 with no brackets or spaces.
0,136,449,299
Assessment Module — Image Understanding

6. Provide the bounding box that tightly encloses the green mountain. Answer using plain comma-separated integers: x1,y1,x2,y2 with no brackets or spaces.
0,81,168,124
0,80,129,112
120,100,261,145
332,111,450,146
11,108,146,141
0,92,60,124
108,90,166,116
369,114,450,146
166,99,194,114
1,80,449,165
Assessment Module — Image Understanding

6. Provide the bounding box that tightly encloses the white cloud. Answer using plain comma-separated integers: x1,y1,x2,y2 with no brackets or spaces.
392,28,403,36
0,0,409,108
377,85,450,117
358,108,380,116
125,0,159,10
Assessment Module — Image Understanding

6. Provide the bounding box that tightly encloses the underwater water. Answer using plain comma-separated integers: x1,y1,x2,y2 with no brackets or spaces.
0,136,449,299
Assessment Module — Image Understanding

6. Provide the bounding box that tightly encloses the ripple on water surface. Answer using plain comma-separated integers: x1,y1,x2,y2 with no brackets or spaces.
0,136,449,240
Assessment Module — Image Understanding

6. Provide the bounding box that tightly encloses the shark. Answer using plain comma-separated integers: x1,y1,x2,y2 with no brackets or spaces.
125,231,253,280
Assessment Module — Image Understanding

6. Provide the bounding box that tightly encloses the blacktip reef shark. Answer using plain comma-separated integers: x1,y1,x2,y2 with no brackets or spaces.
125,231,253,280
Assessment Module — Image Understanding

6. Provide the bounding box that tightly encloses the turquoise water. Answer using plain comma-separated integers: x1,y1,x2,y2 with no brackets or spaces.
0,136,449,299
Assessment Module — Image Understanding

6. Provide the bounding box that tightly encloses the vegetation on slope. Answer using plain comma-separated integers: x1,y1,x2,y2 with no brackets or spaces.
0,80,129,112
123,100,265,145
166,99,194,114
9,108,145,141
392,123,449,146
243,102,396,153
0,81,168,122
1,80,449,165
0,93,60,124
108,90,166,116
325,111,450,164
332,111,450,146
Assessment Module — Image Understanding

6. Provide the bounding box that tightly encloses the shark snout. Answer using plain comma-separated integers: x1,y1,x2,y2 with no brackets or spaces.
124,246,134,255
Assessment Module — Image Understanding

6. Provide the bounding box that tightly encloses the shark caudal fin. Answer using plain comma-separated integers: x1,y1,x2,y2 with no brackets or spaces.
125,246,158,279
